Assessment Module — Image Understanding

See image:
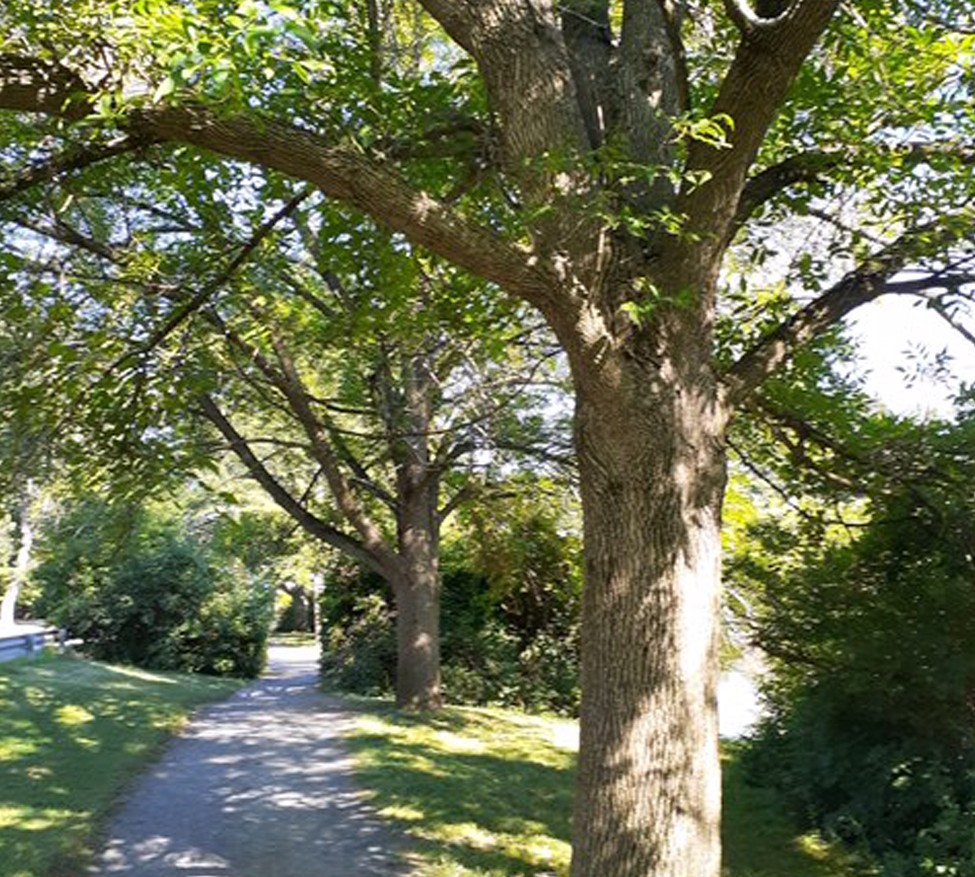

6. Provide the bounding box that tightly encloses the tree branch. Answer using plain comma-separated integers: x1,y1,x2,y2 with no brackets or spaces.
723,0,792,35
0,135,152,205
116,188,311,367
412,0,479,54
197,394,392,577
734,142,975,232
678,0,841,264
0,55,92,119
437,482,476,523
723,214,975,402
0,54,555,309
270,339,403,571
617,0,687,186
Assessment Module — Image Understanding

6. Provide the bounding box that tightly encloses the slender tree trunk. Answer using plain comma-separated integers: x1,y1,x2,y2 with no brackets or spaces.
569,353,728,877
280,584,314,632
393,564,442,711
387,350,444,711
0,485,34,632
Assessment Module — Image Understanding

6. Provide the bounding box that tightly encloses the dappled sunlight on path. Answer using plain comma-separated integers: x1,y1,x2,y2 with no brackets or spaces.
93,644,412,876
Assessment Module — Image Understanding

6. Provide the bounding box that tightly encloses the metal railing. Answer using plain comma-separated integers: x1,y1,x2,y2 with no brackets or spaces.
0,628,67,662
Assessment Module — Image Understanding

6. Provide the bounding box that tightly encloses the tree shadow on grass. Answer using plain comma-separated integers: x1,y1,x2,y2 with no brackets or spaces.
345,707,574,876
0,657,239,877
345,705,860,877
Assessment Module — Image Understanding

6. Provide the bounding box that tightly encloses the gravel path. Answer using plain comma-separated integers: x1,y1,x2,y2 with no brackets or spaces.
93,644,412,876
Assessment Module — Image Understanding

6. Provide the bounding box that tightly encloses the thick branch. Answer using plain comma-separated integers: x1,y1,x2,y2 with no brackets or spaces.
197,394,392,577
678,0,841,265
0,54,554,308
416,1,595,255
0,55,92,119
561,0,615,150
617,0,687,194
270,340,402,570
723,215,975,401
412,0,478,54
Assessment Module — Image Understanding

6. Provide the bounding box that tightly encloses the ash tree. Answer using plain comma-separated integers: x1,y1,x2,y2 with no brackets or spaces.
1,1,974,874
0,145,560,710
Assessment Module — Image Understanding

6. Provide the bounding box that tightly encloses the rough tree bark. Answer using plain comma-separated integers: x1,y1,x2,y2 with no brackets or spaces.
568,332,728,875
387,352,444,710
392,479,442,710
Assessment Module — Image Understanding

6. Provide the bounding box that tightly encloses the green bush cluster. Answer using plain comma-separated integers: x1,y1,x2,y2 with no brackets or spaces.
35,500,274,678
319,482,582,713
319,559,580,715
739,479,975,875
320,588,397,696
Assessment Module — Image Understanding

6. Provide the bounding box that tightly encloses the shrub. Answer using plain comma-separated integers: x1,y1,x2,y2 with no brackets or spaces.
318,564,581,714
320,589,397,695
739,474,975,875
34,499,274,678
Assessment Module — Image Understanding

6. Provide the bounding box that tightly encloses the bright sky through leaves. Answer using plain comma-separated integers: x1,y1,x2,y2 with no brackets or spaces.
851,296,975,417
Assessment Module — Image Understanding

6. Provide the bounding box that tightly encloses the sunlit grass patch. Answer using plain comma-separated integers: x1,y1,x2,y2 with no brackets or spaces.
269,632,318,647
0,655,242,877
346,702,862,877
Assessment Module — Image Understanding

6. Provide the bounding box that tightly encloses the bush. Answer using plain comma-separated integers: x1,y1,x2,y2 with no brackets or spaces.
318,563,581,714
320,589,397,695
317,478,582,713
738,472,975,875
35,499,274,678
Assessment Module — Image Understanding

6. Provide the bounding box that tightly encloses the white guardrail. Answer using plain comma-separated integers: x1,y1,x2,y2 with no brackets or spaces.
0,628,67,663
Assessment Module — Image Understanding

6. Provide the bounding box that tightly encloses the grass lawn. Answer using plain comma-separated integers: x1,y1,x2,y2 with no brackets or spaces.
346,703,863,877
269,632,319,647
0,654,243,877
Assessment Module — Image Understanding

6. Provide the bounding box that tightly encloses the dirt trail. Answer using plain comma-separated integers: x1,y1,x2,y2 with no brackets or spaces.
93,644,411,876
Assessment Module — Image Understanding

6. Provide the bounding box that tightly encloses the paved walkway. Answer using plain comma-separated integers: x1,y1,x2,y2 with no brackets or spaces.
93,644,412,876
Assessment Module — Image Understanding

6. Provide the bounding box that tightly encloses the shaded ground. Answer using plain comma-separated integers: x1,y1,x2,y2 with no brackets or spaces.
93,645,412,877
0,656,241,877
345,704,861,877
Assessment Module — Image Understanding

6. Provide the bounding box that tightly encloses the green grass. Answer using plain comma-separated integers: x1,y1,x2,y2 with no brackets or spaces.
346,703,863,877
0,654,243,877
269,632,318,647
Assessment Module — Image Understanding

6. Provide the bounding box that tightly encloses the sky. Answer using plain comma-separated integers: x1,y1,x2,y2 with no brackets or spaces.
849,294,975,418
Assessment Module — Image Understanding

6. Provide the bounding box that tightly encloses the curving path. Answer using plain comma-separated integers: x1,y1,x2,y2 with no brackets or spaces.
93,644,412,876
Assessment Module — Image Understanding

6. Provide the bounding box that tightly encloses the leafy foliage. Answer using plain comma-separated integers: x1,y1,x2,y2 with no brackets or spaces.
738,413,975,875
34,497,274,677
320,479,582,714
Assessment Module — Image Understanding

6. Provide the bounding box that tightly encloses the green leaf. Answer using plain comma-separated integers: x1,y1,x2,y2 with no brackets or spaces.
153,76,176,103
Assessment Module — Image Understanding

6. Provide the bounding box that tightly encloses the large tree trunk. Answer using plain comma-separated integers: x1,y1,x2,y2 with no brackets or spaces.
569,350,728,877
